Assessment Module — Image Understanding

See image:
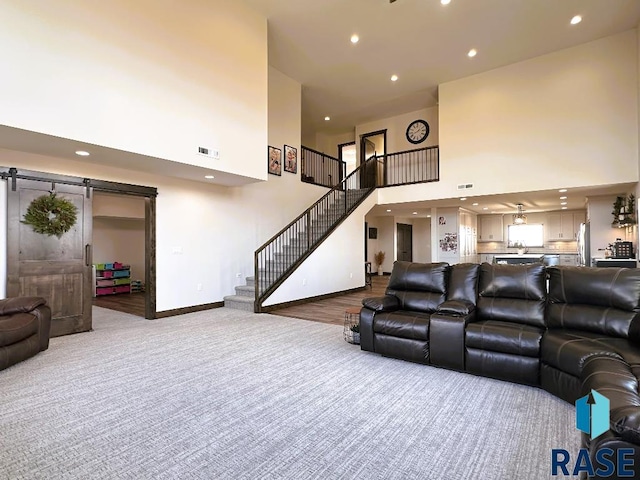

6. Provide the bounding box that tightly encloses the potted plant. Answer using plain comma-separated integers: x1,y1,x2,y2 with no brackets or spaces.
374,251,385,275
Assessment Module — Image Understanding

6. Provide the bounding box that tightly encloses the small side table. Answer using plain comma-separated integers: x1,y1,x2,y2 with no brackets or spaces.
344,307,361,345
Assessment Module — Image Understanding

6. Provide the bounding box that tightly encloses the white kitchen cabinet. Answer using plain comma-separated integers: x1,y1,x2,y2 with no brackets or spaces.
546,211,585,241
459,210,478,263
478,215,504,242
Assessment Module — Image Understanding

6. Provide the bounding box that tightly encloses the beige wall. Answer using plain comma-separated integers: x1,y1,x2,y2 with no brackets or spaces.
93,218,146,284
438,30,638,199
0,0,268,180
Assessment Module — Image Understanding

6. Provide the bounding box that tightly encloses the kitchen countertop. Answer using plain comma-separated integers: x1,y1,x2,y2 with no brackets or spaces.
592,257,637,262
493,254,545,258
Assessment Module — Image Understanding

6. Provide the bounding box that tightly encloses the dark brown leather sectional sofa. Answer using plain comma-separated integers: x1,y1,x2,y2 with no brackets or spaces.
360,261,640,479
0,296,51,371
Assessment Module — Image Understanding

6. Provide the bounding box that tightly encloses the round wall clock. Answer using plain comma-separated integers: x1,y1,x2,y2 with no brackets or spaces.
406,119,430,144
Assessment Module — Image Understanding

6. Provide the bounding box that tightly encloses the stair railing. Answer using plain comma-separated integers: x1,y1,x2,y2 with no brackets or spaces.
300,146,346,188
254,156,380,311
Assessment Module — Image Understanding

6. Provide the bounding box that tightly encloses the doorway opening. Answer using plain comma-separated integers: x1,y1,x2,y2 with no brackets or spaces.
360,130,386,187
338,141,357,176
91,192,147,318
397,223,413,262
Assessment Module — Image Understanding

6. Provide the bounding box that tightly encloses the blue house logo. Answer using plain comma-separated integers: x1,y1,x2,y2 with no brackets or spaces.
576,389,610,440
552,390,635,477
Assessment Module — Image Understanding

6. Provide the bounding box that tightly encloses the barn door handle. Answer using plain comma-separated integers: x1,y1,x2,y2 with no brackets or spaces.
85,244,92,266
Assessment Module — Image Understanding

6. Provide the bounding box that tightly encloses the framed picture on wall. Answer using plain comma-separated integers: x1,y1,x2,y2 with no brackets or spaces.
284,145,297,174
268,146,282,176
369,227,378,239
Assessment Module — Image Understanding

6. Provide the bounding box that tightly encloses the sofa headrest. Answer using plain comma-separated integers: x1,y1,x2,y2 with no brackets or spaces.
387,261,449,294
448,263,480,305
547,266,640,312
386,261,450,314
478,263,546,300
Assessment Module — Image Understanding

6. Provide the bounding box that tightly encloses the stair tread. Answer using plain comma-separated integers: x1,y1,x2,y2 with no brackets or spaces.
235,285,255,292
223,295,254,303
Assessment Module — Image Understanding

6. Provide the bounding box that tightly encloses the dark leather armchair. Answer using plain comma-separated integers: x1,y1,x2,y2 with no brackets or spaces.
360,261,449,364
0,297,52,371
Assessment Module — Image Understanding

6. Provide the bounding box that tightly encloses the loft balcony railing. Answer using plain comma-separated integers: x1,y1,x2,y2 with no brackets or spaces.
379,145,439,186
301,146,345,188
254,156,379,311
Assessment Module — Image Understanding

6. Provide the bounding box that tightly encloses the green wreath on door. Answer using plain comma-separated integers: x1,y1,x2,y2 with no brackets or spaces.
21,192,78,238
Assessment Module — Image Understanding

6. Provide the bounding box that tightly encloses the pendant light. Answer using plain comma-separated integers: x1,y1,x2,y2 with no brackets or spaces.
513,204,527,225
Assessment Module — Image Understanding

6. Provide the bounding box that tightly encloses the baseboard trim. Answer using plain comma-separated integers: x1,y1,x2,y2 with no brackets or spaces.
156,301,224,318
260,285,367,313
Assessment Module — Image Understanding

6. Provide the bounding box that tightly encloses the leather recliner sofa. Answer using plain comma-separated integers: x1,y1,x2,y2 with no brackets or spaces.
360,261,640,479
0,296,52,371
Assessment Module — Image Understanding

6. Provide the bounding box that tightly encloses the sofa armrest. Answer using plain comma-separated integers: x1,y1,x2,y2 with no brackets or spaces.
0,297,47,316
362,295,399,313
436,299,475,316
629,313,640,346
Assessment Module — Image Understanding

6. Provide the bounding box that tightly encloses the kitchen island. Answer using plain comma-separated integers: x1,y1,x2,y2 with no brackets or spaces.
493,254,545,265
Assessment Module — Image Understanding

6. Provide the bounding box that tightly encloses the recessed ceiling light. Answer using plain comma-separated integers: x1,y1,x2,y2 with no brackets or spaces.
75,150,90,156
412,211,418,215
561,206,568,210
483,207,489,210
324,116,330,121
560,196,567,200
427,215,431,218
441,0,451,5
386,209,391,212
467,49,477,58
391,74,398,82
472,202,479,206
570,15,582,25
460,197,467,201
204,175,215,179
560,202,567,206
559,189,568,193
350,34,359,44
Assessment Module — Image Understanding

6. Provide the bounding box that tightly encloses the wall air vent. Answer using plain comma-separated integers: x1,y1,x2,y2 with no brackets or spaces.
197,146,220,159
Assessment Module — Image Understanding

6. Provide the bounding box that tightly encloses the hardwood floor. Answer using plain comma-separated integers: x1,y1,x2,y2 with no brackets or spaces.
92,292,146,318
92,276,390,326
268,275,389,325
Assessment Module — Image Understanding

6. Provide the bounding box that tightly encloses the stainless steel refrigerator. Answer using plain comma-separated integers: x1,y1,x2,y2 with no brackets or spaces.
577,222,591,266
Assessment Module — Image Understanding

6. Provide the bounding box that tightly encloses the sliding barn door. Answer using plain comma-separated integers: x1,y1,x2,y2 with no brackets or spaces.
6,173,93,337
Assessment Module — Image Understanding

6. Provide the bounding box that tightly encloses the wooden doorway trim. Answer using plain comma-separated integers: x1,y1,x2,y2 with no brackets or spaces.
1,167,158,320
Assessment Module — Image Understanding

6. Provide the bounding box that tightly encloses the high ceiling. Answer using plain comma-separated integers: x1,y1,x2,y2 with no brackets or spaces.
243,0,640,139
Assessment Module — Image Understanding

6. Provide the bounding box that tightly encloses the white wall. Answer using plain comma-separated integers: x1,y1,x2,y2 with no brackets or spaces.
0,0,268,180
413,218,431,263
314,131,357,158
437,31,638,200
355,107,439,161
